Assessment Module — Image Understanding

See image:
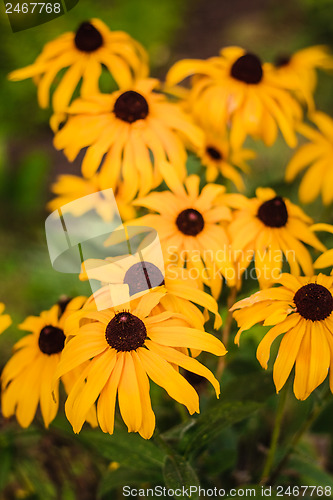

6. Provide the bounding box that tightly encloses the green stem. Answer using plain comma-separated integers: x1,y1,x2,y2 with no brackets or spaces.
260,382,289,484
154,428,177,459
216,286,238,378
267,387,331,485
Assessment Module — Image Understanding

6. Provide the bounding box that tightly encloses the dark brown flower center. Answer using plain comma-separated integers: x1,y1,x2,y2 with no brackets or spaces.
74,22,103,52
275,55,291,68
294,283,333,321
176,208,205,236
105,312,147,351
38,325,66,355
123,261,165,296
114,91,149,123
206,146,223,161
257,196,288,228
230,53,263,84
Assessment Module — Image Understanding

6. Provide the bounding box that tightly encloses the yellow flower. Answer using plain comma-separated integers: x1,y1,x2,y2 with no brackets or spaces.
53,78,203,199
126,162,235,298
231,273,333,400
272,45,333,110
286,112,333,205
1,297,97,428
0,303,12,334
226,187,326,288
195,132,255,190
55,290,226,439
312,224,333,273
47,173,136,222
8,19,148,113
167,46,302,148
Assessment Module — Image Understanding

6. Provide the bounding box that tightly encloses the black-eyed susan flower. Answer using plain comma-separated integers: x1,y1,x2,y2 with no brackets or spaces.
225,187,326,288
55,290,226,439
231,273,333,400
167,46,302,148
1,298,96,428
195,132,255,190
47,173,136,222
9,19,148,113
0,304,11,334
272,46,333,110
312,224,333,273
53,78,203,199
286,112,333,205
125,162,235,298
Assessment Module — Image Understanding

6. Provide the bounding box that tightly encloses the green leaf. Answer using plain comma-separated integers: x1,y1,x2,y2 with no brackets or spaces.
98,467,163,499
288,456,333,488
78,428,166,471
179,401,261,457
163,455,200,499
163,367,269,457
200,428,238,476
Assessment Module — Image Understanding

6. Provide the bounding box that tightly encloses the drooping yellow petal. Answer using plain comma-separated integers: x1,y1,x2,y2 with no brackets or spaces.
138,348,199,414
257,314,301,369
15,355,44,428
132,352,155,439
40,355,60,428
71,350,117,433
273,320,306,393
117,352,143,433
147,341,220,397
306,321,330,397
97,354,124,434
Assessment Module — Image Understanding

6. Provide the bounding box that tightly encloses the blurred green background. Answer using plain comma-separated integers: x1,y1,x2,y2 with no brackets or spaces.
1,0,333,498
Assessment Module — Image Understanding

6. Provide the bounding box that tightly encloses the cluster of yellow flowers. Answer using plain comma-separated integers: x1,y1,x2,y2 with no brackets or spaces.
2,19,333,439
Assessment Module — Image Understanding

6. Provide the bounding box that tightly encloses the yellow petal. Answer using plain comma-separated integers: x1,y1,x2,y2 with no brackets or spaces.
71,350,117,433
257,314,301,369
40,356,60,428
138,348,199,414
118,352,143,432
273,320,306,393
55,328,107,379
306,321,330,396
132,352,155,439
293,325,311,400
314,249,333,269
147,341,220,397
97,353,124,434
148,326,226,356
